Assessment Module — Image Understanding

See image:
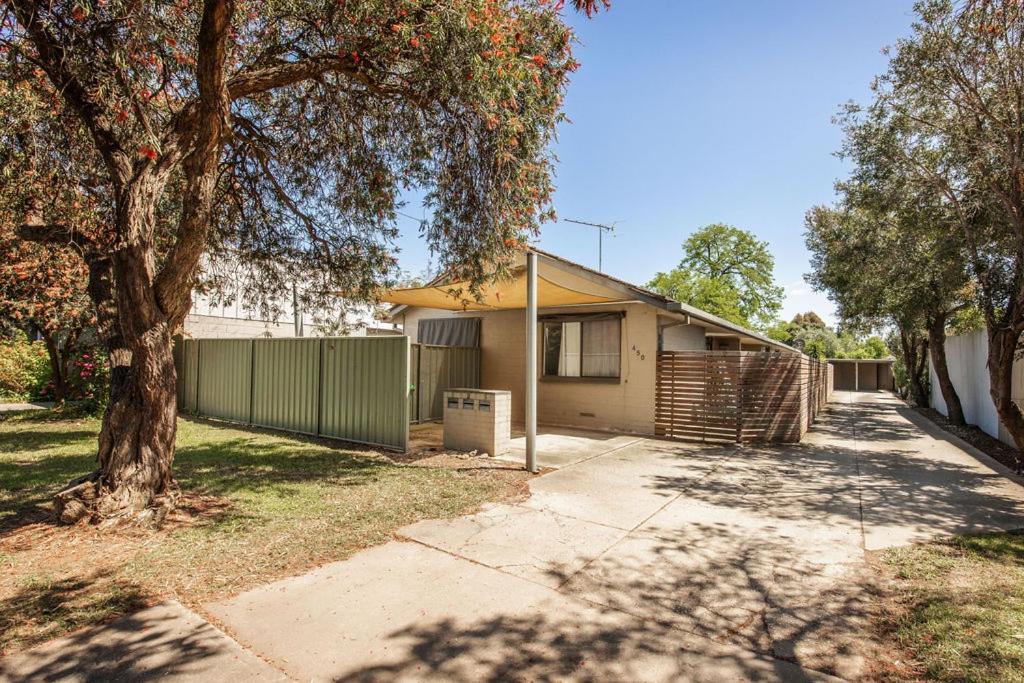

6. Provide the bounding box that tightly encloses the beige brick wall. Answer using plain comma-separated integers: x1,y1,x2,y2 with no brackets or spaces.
443,390,512,456
181,314,347,339
399,303,660,435
183,314,298,339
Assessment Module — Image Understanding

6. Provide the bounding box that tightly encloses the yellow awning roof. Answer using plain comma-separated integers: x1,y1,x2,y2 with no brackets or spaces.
381,267,626,311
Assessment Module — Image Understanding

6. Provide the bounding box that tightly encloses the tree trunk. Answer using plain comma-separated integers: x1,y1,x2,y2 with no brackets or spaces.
40,329,69,403
987,326,1024,473
85,254,131,403
899,326,929,406
55,193,182,525
927,313,966,426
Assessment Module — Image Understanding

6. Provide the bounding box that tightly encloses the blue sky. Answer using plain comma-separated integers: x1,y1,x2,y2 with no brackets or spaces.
394,1,919,327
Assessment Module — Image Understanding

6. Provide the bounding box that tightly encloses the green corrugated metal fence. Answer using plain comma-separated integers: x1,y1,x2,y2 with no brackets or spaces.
252,338,320,435
320,337,409,448
198,339,252,423
410,344,481,423
174,335,410,450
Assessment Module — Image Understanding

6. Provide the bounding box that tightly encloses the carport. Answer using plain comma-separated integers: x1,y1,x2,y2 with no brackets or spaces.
380,249,635,473
829,358,895,391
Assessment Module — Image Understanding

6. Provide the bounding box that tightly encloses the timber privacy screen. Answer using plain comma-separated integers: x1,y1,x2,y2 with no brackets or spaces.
655,350,833,443
174,336,411,450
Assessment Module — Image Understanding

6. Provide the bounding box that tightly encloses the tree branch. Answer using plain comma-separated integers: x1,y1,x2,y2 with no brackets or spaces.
227,53,430,106
6,0,131,185
16,222,95,253
153,0,234,327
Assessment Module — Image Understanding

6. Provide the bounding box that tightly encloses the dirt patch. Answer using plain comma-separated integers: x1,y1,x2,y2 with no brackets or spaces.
914,405,1023,473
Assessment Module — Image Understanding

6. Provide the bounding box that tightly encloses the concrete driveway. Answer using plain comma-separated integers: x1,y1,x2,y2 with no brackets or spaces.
6,392,1024,681
200,391,1024,681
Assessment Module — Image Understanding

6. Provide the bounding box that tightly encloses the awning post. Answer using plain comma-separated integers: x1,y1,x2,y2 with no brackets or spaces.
526,251,538,473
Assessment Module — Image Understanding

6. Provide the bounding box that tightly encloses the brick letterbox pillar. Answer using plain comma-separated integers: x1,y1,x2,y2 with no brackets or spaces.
443,389,512,457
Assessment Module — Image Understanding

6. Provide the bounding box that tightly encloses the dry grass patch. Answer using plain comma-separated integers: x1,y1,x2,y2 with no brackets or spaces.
0,411,531,655
869,531,1024,682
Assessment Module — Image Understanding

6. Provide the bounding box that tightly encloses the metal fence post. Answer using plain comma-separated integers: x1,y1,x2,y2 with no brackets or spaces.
316,337,324,437
248,339,256,426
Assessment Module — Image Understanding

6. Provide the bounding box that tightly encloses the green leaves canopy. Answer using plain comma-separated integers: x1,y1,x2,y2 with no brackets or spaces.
1,0,583,318
647,223,784,329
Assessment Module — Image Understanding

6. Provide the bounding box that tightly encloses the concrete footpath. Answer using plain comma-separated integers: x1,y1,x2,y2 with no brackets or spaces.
5,392,1024,682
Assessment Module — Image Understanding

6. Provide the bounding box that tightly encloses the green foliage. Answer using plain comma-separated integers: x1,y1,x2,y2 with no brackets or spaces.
0,335,51,402
1,0,592,317
647,223,784,329
846,335,889,360
765,313,889,360
948,306,986,336
646,270,747,327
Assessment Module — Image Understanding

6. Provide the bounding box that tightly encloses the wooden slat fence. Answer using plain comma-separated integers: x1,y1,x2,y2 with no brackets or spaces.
656,350,833,444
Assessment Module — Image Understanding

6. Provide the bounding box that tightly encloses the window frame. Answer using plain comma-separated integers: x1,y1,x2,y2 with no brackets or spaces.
540,315,622,383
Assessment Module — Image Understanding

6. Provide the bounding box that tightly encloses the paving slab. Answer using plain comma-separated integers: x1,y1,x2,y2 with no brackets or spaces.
501,426,643,468
399,502,626,588
521,438,726,529
0,601,284,682
0,401,52,413
840,392,1024,549
208,540,838,682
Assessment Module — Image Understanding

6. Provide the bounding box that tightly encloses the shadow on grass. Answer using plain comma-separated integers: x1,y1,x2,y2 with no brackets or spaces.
1,416,398,536
0,568,150,655
0,429,96,455
174,434,394,498
949,529,1024,565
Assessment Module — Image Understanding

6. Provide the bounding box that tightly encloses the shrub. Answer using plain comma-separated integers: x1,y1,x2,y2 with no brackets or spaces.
0,335,52,401
66,347,109,413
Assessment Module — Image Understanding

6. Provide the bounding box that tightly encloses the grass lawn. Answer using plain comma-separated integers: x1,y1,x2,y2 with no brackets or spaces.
0,409,530,655
871,531,1024,682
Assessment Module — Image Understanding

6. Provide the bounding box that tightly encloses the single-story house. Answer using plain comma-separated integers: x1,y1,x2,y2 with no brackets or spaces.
384,248,806,446
829,358,895,392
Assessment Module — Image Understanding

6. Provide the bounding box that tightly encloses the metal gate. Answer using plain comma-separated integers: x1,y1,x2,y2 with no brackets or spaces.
409,344,481,423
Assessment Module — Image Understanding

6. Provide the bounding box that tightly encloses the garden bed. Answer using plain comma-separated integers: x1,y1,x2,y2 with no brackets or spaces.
914,405,1023,473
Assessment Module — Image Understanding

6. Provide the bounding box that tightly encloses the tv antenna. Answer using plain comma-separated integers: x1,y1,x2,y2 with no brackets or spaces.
564,218,619,272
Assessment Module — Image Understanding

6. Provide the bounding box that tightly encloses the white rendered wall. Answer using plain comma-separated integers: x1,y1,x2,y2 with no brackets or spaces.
928,330,1021,445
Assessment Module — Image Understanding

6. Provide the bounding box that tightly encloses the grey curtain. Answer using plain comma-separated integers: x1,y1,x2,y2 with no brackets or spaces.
417,317,481,347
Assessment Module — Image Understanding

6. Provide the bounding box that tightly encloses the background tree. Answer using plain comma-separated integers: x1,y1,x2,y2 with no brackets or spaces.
805,180,973,421
2,0,601,524
0,227,96,402
0,77,105,403
765,312,891,362
847,0,1024,456
647,223,784,329
646,269,747,326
